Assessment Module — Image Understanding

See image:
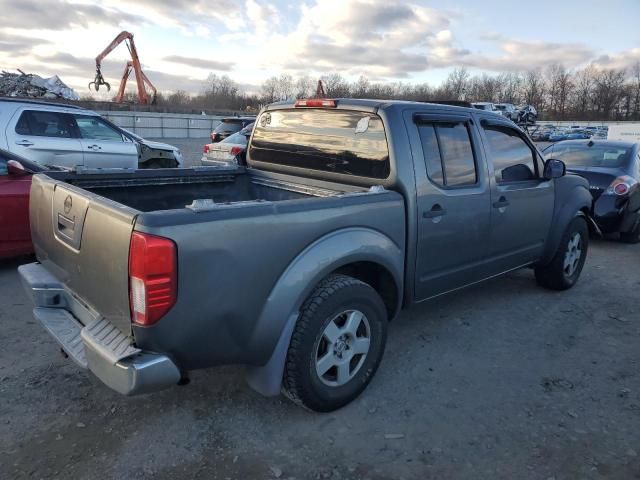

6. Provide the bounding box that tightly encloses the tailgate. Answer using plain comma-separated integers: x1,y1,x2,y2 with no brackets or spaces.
29,173,138,334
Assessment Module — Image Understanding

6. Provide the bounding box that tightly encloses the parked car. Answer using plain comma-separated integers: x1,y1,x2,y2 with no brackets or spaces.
120,129,183,168
544,140,640,242
210,116,255,143
471,102,497,112
516,105,538,124
494,103,518,121
202,122,254,166
0,98,138,169
531,128,553,141
0,149,55,259
20,99,592,412
548,129,588,142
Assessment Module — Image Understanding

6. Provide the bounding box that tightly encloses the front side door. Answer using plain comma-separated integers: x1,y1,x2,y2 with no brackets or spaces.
6,109,83,168
0,156,32,257
409,112,493,300
73,115,138,169
478,118,554,273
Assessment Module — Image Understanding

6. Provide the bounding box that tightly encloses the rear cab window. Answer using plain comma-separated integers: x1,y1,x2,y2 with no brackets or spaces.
249,108,390,179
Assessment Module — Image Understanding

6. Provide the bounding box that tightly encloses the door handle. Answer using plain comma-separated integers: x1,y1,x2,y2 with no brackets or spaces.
87,144,102,150
15,139,34,146
423,204,447,218
493,196,510,209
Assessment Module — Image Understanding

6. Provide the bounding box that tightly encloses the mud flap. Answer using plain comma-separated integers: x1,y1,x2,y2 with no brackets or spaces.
245,313,298,397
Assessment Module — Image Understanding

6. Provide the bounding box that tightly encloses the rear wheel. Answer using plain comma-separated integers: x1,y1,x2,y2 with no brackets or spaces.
282,274,388,412
535,217,589,290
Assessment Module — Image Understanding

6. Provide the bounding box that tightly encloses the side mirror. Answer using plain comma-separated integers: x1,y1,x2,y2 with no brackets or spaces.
7,159,31,176
544,158,566,180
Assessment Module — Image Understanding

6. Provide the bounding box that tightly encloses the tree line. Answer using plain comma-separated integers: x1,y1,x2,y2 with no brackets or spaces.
144,63,640,121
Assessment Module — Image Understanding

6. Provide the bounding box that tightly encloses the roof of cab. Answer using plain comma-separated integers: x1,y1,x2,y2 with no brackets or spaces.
265,98,482,115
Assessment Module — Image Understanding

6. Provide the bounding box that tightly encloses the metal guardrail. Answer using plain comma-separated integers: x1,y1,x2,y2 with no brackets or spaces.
97,111,225,139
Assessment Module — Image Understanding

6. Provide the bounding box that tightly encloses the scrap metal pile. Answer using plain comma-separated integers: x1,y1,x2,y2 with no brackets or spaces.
0,70,79,100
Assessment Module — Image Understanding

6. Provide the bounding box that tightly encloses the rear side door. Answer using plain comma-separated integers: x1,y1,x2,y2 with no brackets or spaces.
478,118,554,272
72,114,138,169
408,112,493,300
0,156,32,257
6,109,84,167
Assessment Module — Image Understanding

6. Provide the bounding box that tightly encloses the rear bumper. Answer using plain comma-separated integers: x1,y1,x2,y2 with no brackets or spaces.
19,262,181,395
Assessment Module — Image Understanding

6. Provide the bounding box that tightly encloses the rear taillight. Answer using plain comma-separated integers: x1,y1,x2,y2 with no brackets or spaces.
129,232,177,326
229,146,244,156
607,175,638,196
295,99,337,107
203,144,210,154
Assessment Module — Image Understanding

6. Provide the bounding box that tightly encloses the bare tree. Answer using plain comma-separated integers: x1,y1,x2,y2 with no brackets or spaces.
321,73,351,97
572,65,596,118
522,69,546,113
294,75,314,99
443,67,470,100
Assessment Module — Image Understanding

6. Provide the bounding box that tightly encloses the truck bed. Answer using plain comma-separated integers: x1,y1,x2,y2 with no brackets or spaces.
45,167,353,212
29,166,404,357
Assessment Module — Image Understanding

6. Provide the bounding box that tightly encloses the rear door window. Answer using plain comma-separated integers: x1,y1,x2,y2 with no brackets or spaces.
249,109,390,179
15,110,74,138
418,122,477,187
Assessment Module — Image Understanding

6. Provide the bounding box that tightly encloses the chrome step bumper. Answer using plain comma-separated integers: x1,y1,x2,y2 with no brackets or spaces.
19,262,181,395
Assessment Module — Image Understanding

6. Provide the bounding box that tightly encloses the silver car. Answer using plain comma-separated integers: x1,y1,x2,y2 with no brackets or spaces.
0,98,138,169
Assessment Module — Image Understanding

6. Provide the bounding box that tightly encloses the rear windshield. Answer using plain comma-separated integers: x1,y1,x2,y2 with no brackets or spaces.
546,144,632,168
213,120,243,134
221,131,248,146
249,108,390,179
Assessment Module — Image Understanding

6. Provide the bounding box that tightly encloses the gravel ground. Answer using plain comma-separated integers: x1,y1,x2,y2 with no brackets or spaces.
1,237,639,479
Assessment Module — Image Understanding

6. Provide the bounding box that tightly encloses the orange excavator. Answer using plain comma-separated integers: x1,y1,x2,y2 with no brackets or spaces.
89,31,157,104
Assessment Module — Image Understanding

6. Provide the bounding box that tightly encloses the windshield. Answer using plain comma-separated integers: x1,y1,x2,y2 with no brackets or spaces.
495,105,506,110
546,144,632,168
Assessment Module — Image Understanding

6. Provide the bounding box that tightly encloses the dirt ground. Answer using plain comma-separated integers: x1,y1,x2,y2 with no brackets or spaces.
1,237,639,480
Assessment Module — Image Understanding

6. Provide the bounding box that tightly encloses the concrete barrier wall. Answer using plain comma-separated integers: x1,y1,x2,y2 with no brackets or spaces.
97,111,225,138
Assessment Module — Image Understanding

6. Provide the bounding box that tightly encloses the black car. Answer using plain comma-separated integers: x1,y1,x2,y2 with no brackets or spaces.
210,116,255,143
544,140,640,243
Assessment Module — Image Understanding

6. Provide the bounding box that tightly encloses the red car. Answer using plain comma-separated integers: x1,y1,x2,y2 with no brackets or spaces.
0,149,48,259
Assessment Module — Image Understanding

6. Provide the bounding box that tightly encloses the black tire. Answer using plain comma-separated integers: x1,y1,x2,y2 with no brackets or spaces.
620,220,640,244
535,216,589,290
282,274,388,412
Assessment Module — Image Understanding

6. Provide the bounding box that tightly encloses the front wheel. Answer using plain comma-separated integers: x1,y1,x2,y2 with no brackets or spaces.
535,217,589,290
282,274,388,412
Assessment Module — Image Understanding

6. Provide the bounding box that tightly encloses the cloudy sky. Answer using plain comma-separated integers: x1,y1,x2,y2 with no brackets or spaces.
0,0,638,98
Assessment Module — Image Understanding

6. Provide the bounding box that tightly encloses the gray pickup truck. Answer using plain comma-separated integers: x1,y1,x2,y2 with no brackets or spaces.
20,99,593,412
